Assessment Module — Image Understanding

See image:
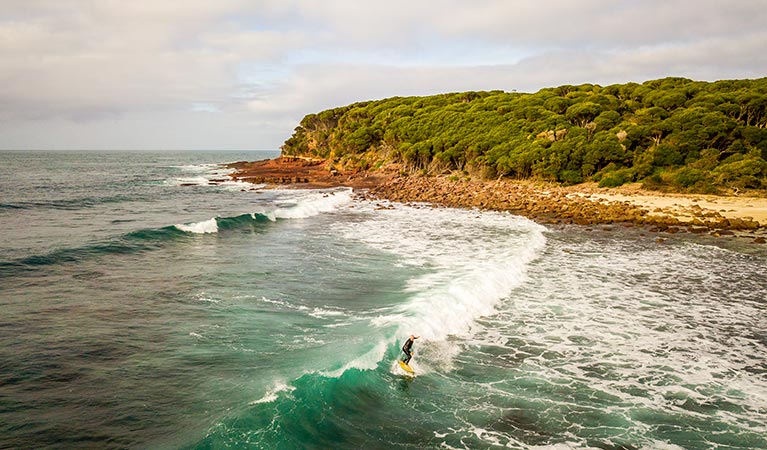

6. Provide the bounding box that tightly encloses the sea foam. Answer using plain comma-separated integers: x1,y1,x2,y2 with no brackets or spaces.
270,188,353,219
249,380,295,405
339,201,547,371
166,163,257,190
175,218,219,234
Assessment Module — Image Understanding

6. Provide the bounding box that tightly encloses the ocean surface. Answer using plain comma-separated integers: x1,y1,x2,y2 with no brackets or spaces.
1,150,766,450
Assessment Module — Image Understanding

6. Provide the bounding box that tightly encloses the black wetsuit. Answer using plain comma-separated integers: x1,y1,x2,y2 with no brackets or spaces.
402,337,415,364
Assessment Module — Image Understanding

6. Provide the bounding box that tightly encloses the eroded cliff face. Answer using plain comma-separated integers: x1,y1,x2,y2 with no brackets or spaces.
226,156,394,189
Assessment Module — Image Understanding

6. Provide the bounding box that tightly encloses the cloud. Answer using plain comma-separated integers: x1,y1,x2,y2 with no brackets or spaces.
0,1,766,149
0,1,303,122
427,0,767,50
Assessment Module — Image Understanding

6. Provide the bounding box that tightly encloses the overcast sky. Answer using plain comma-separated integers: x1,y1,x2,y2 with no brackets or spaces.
1,0,766,150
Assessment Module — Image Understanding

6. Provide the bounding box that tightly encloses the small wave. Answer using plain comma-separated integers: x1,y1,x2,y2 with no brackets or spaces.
175,218,218,234
173,213,275,234
165,163,259,191
0,194,138,211
259,297,348,322
193,292,220,304
165,162,230,187
123,226,187,241
307,308,346,319
0,242,143,278
249,381,295,405
168,163,220,173
319,340,389,378
218,179,263,192
0,203,26,210
0,225,188,277
172,189,353,235
166,176,212,187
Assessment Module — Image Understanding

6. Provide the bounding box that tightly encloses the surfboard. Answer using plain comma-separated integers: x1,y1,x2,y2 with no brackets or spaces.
398,360,415,374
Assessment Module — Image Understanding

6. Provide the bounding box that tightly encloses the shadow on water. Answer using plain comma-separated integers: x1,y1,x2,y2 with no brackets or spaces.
394,376,414,393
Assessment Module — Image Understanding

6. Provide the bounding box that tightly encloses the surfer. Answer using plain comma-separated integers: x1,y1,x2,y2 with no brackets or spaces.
401,335,420,365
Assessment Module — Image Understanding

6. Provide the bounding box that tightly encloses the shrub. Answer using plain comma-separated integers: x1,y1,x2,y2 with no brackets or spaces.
713,154,767,189
673,167,705,188
598,168,633,188
558,169,583,185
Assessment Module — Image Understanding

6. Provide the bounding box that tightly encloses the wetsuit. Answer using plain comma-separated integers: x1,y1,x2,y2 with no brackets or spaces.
402,337,415,364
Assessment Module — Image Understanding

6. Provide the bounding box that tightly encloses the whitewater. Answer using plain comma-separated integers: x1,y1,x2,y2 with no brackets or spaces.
0,151,765,450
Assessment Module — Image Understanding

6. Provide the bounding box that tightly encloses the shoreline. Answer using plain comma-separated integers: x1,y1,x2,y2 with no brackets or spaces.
227,158,767,243
368,177,767,242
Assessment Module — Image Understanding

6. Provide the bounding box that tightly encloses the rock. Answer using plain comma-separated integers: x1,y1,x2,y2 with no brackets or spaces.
753,237,766,244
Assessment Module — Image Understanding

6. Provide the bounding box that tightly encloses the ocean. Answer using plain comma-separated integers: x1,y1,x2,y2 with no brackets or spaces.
0,150,765,450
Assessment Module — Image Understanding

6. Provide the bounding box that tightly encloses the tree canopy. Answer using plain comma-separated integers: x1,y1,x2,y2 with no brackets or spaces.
281,77,767,193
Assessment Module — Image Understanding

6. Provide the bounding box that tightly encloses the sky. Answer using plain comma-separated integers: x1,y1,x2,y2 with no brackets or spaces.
1,0,766,151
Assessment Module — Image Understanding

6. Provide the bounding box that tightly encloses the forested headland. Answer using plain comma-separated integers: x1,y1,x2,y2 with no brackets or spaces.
282,77,767,194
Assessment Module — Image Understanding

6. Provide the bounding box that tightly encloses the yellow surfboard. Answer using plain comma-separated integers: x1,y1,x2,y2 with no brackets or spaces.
398,360,415,374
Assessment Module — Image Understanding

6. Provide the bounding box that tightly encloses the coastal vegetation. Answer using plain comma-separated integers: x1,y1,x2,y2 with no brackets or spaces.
282,77,767,193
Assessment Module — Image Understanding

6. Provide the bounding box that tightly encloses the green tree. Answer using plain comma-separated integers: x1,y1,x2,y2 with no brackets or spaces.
280,76,767,193
565,102,603,127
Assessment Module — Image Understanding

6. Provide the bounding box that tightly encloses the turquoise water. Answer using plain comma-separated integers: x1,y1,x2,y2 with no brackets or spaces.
1,151,766,449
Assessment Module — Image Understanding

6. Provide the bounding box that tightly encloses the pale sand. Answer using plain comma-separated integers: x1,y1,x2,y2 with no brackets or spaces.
585,190,767,226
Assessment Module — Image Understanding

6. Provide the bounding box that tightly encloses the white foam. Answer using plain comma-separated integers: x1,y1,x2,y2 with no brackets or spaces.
455,233,767,445
261,296,347,321
218,178,262,192
166,163,255,190
270,188,353,219
307,308,346,319
249,380,295,405
166,176,212,186
175,217,218,234
170,163,219,172
528,444,605,450
257,211,277,222
338,202,547,369
319,339,389,377
193,292,220,303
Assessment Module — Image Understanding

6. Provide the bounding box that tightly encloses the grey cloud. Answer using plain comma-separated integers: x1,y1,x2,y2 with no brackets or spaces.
0,1,303,122
1,0,766,150
428,0,767,50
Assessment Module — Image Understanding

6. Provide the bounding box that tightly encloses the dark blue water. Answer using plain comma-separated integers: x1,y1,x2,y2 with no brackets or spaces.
1,151,765,449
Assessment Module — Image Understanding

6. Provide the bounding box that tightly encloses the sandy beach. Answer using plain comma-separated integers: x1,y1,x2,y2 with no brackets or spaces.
584,189,767,227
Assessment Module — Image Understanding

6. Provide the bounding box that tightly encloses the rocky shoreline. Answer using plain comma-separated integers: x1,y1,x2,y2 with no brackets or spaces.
369,176,765,234
227,157,767,243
